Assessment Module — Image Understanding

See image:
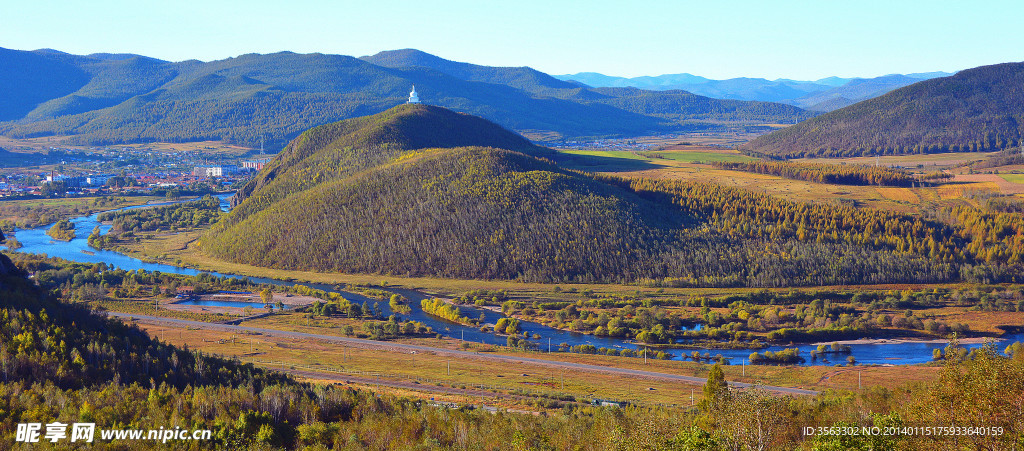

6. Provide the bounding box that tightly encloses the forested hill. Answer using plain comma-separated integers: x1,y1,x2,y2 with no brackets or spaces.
745,62,1024,157
227,104,548,217
0,47,812,147
0,251,294,395
206,105,1023,286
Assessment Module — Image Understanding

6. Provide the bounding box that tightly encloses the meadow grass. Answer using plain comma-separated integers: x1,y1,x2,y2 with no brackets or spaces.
649,151,756,163
558,149,650,160
1000,173,1024,184
130,317,942,409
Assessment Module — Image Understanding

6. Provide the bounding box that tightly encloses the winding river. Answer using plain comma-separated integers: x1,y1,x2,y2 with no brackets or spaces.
12,194,1022,366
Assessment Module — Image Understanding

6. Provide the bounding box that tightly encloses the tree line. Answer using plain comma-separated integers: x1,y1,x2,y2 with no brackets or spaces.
712,160,917,187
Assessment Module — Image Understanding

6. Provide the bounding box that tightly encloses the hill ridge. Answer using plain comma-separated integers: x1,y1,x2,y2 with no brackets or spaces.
0,46,812,147
228,104,548,216
745,61,1024,157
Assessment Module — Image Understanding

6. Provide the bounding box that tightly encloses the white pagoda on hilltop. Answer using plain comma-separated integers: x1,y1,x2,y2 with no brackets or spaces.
407,85,420,104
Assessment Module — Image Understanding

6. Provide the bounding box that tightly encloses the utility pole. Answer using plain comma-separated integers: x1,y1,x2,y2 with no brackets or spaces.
447,360,450,376
644,348,647,364
742,359,745,377
548,338,551,353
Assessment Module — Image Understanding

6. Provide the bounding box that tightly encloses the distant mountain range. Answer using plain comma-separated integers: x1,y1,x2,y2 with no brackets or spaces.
744,62,1024,157
556,71,953,111
0,47,812,148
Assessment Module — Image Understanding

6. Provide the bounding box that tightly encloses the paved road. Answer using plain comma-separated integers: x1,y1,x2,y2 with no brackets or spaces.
111,312,819,396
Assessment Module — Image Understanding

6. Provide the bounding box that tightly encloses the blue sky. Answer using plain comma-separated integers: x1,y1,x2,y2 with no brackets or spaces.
4,0,1022,80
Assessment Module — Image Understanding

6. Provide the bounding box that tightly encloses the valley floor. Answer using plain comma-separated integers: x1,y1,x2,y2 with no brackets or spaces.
117,311,943,412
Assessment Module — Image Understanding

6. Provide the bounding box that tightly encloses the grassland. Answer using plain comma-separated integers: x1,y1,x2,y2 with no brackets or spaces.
794,151,1000,171
129,316,942,410
555,147,1024,212
1001,173,1024,184
646,149,756,164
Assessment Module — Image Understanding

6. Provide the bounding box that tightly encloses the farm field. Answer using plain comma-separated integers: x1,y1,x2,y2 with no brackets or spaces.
952,173,1024,195
1001,173,1024,184
645,150,755,164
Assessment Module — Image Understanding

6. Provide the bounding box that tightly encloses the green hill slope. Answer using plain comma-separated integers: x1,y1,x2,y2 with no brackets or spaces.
746,62,1024,157
206,105,1023,286
226,104,549,219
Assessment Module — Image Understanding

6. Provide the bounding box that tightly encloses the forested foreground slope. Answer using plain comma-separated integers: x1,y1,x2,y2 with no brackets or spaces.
205,105,1024,287
746,61,1024,157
